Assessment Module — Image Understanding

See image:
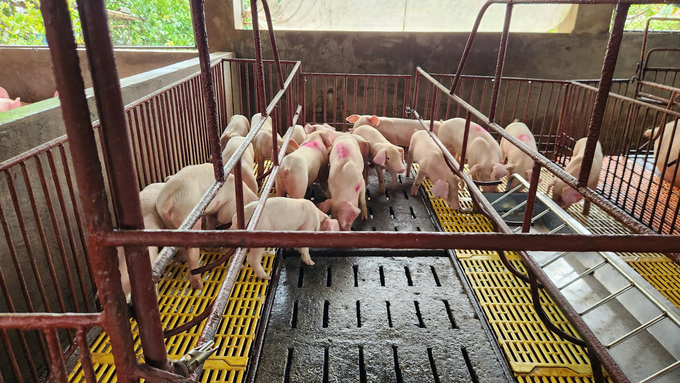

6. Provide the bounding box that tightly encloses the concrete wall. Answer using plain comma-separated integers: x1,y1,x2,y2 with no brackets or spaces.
0,47,198,103
205,0,680,81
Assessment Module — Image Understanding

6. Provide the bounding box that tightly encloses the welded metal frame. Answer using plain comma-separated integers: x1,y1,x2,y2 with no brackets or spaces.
3,1,680,382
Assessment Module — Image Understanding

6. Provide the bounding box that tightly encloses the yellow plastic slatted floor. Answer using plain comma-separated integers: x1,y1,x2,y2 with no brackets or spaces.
69,161,278,383
415,164,614,382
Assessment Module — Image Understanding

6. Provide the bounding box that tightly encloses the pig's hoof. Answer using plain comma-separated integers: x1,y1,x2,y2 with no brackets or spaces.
190,278,203,290
380,186,386,194
303,258,315,266
257,273,272,280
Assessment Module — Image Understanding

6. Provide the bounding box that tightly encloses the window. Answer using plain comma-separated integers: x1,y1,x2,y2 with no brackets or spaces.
234,0,577,33
623,4,680,31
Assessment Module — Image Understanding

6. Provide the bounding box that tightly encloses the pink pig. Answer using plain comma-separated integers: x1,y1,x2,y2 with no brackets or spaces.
317,134,368,231
276,130,337,199
406,130,462,210
252,113,299,178
500,121,538,190
0,97,21,113
304,123,336,134
644,120,680,188
437,117,509,192
547,137,602,215
156,164,258,289
351,125,406,193
117,182,166,303
346,115,442,147
233,197,340,280
221,136,258,194
220,115,250,150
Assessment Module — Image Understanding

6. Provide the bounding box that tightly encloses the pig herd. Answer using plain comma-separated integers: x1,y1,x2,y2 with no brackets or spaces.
117,112,606,302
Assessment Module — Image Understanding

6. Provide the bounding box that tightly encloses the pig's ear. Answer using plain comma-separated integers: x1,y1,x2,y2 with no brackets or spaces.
316,199,333,213
561,187,583,206
346,114,360,123
373,149,387,166
469,163,482,178
288,140,299,150
11,97,20,109
432,179,449,199
0,86,9,99
397,147,405,163
367,115,380,127
164,175,173,182
491,163,513,180
320,131,334,148
323,123,336,131
320,217,340,231
338,202,360,231
304,124,316,134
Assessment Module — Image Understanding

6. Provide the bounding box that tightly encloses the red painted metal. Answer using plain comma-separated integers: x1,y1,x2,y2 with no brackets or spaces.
489,3,513,123
522,163,543,233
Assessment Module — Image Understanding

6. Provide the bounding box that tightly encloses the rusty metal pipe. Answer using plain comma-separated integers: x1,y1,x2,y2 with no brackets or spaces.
577,3,629,188
0,313,101,329
522,162,543,233
489,3,513,123
76,0,169,369
190,0,224,182
261,0,285,90
40,1,139,381
252,0,268,117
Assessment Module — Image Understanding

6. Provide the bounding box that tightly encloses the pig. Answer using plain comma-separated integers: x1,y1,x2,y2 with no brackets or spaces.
547,137,602,215
291,124,307,146
117,182,166,303
644,120,680,188
304,123,336,134
351,125,406,193
437,117,509,192
156,164,258,289
220,115,250,150
252,113,299,178
345,115,442,147
0,87,9,99
500,121,538,190
316,134,368,231
221,136,258,194
406,130,462,210
233,197,340,280
276,130,336,199
0,97,21,113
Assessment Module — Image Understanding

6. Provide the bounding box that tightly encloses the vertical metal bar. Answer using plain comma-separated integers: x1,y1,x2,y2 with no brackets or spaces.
363,76,368,115
0,328,23,382
234,161,246,230
450,2,493,95
252,0,267,117
46,329,68,382
41,0,145,380
489,3,513,123
577,3,630,188
77,328,98,383
460,111,472,171
429,90,438,132
522,163,542,233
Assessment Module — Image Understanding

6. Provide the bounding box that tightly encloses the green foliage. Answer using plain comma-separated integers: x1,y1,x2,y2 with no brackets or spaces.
0,0,192,46
624,4,680,31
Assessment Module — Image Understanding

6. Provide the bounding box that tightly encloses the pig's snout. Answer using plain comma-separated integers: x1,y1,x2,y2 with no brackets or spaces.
397,167,406,174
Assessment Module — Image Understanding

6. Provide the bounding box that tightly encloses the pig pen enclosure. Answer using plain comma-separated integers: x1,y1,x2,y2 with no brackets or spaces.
2,1,680,383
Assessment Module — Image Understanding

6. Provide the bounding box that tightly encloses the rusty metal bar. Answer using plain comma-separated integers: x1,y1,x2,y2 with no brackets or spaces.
261,0,285,90
75,0,169,369
460,111,472,171
76,328,98,383
522,162,542,233
637,17,680,82
489,3,513,123
577,3,629,188
190,0,224,182
46,329,68,382
189,105,301,379
40,1,139,382
417,68,680,264
0,313,102,329
252,0,268,117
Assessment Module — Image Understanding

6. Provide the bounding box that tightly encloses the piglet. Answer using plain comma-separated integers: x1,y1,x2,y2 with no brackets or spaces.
547,137,602,215
305,123,336,134
276,130,336,198
233,197,340,279
437,117,509,192
644,120,680,188
222,136,258,194
346,115,442,147
500,121,538,190
0,87,9,99
292,124,307,146
252,113,299,178
0,97,21,113
156,164,258,288
351,125,406,193
317,134,368,231
117,182,166,303
220,115,250,150
406,130,461,210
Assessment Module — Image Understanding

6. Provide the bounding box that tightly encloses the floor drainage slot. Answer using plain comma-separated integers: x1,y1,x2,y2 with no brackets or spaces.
410,206,417,218
461,346,479,383
414,301,426,328
403,190,409,199
359,346,367,383
443,300,458,329
291,301,298,329
323,347,329,383
392,345,404,383
326,266,331,287
283,348,293,383
353,265,359,287
431,266,441,286
428,348,441,383
404,266,413,286
389,206,395,218
386,301,393,328
379,266,385,286
323,301,329,328
297,267,304,288
356,301,362,327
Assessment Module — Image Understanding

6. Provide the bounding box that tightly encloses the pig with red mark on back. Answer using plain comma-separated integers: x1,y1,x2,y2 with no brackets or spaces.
156,164,258,289
351,125,406,193
407,130,462,210
220,115,250,150
117,182,166,303
437,117,509,192
252,113,299,178
317,135,368,231
276,129,337,199
500,121,538,190
221,136,258,194
233,197,340,280
346,115,442,147
547,137,602,215
291,124,307,146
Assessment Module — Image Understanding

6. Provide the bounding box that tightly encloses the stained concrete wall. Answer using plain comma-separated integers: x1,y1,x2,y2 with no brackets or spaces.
205,0,679,81
0,47,198,103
